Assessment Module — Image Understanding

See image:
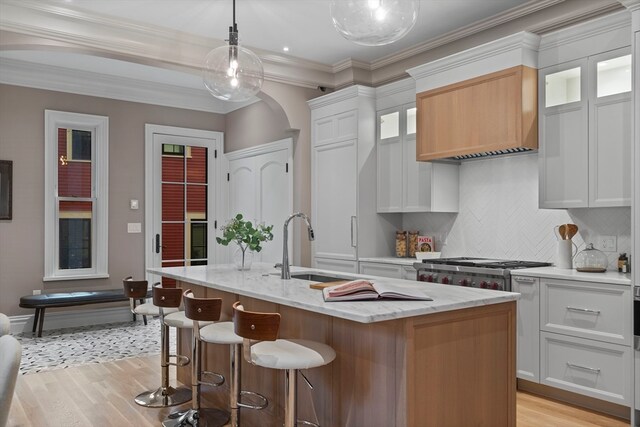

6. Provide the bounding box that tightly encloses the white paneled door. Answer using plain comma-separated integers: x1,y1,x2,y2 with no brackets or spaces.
227,139,293,265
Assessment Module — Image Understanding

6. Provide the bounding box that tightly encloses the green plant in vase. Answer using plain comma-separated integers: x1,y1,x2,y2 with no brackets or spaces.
216,214,274,270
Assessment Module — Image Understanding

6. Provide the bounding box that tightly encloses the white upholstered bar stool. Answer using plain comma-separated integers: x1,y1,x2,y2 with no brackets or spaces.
162,290,228,427
232,302,336,427
181,291,267,427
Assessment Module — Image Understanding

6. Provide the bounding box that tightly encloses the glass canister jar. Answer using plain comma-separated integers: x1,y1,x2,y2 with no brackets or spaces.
574,243,608,272
408,231,419,258
395,231,407,257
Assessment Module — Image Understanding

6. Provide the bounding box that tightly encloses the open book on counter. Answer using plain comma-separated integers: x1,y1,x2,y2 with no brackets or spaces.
322,280,433,302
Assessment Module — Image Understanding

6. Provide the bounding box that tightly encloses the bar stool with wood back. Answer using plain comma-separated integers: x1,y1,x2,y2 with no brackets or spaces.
232,301,336,427
123,279,190,408
174,290,268,427
122,275,156,325
162,289,229,427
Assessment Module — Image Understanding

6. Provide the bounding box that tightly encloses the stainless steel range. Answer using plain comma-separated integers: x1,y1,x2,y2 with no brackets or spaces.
414,257,551,291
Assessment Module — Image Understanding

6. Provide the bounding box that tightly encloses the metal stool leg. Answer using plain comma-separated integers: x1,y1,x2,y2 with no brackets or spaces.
284,368,297,427
232,343,267,426
162,329,228,427
135,322,191,408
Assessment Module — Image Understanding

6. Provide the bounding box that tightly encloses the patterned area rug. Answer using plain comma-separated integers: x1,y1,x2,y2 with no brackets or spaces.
16,317,177,375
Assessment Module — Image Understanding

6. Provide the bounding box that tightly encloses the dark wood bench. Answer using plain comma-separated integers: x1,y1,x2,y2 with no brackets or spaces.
19,289,152,337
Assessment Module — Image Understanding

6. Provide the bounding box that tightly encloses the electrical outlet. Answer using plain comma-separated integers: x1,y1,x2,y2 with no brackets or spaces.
599,235,617,252
33,289,41,295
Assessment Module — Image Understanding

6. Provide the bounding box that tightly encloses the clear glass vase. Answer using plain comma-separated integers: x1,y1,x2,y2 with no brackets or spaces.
233,246,253,271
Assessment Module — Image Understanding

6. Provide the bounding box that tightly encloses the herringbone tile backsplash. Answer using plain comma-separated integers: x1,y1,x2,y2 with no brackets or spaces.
403,153,631,271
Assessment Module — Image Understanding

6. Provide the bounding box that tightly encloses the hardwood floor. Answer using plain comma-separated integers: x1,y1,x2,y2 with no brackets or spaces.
7,355,629,427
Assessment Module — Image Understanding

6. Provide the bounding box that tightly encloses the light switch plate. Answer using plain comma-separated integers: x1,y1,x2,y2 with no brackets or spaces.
127,222,142,233
130,199,139,210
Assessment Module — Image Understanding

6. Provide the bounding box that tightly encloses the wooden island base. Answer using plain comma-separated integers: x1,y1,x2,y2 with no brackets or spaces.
176,282,516,427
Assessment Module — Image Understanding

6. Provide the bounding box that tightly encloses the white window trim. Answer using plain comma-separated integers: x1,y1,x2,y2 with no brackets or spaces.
44,110,109,281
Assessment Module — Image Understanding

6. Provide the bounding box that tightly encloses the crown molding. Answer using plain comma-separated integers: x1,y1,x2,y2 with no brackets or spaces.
407,32,540,83
307,85,375,109
0,0,627,92
370,0,562,71
0,57,256,114
0,0,336,89
375,78,415,98
538,10,630,51
619,0,640,11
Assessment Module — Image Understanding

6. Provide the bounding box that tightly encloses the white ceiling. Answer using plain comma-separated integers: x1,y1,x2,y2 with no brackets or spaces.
37,0,534,66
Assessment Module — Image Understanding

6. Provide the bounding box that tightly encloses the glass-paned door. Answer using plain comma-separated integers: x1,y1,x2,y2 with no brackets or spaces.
147,129,222,287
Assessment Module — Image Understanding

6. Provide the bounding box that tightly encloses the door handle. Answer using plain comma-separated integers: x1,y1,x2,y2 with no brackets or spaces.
155,234,161,254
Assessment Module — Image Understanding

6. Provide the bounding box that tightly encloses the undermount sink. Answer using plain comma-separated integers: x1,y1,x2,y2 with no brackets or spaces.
289,273,353,283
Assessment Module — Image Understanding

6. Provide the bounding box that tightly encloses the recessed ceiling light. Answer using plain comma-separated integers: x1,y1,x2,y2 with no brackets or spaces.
283,46,290,52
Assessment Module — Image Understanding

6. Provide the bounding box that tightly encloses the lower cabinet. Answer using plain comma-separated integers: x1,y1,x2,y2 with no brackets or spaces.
358,261,417,280
636,350,640,410
512,276,540,382
540,331,632,405
514,275,632,407
359,261,403,279
314,257,358,274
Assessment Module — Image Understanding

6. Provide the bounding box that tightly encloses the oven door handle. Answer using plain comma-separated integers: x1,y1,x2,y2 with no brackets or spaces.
566,306,600,315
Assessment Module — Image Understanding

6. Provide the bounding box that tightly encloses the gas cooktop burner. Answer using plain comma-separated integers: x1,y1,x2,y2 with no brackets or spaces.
421,257,550,269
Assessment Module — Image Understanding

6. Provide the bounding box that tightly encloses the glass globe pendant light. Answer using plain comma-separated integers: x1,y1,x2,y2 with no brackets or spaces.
203,0,263,102
329,0,420,46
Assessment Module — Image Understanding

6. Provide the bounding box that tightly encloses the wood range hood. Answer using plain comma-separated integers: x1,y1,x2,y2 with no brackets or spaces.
407,32,541,162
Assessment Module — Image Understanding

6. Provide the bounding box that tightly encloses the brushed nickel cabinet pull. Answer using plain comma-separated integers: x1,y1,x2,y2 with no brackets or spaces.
567,362,600,373
566,306,600,314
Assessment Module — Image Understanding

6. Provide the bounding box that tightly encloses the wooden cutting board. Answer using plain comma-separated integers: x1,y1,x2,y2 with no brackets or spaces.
309,280,350,290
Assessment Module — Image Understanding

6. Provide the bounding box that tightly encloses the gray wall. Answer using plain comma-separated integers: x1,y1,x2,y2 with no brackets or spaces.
0,84,226,316
224,100,289,153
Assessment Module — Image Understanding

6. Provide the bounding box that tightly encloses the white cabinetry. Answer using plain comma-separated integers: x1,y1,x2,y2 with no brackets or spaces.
376,79,459,213
359,261,403,279
358,259,417,280
309,86,397,269
538,15,631,209
512,275,540,382
540,331,632,405
515,273,633,406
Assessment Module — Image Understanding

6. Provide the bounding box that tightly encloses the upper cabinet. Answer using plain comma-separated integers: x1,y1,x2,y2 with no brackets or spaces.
538,12,631,209
408,32,541,162
375,79,459,213
414,66,538,161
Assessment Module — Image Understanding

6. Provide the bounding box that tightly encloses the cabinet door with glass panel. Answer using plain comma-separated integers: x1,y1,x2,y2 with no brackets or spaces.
377,103,431,212
539,47,631,208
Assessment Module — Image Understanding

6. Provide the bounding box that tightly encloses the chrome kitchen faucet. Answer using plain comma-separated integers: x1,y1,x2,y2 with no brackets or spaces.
281,213,314,279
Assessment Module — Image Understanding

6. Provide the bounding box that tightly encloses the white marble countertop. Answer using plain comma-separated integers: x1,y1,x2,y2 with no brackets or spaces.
358,257,419,267
147,263,518,324
513,266,632,286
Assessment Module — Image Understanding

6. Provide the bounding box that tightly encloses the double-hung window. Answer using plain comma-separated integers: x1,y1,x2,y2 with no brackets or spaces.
44,110,109,280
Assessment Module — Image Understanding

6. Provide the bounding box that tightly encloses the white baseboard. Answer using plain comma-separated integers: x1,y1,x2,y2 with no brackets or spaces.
9,306,138,335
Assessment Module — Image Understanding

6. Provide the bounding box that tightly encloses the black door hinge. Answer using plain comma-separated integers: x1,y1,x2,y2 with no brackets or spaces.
227,173,230,181
215,149,217,158
214,220,217,229
286,162,289,173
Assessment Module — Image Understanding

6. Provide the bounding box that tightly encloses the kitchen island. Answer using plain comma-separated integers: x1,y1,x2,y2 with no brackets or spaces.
148,263,519,427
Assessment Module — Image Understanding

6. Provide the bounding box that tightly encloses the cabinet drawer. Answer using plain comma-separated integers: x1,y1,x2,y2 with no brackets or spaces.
540,332,631,405
540,279,631,345
314,258,357,274
359,262,402,279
